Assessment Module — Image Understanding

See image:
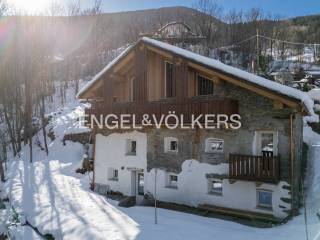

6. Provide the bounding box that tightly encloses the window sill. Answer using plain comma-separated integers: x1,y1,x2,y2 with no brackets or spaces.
164,150,178,154
108,178,119,182
165,186,178,189
256,205,273,211
204,151,223,154
126,153,137,156
208,192,223,196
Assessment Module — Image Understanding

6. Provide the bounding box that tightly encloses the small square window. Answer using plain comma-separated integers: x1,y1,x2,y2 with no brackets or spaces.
126,139,137,155
164,137,178,153
108,168,118,181
205,138,223,153
257,190,272,209
113,170,118,179
209,179,223,195
170,140,178,151
167,174,178,188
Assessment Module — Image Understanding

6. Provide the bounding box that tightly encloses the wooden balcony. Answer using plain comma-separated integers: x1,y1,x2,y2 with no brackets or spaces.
229,154,280,183
85,98,238,125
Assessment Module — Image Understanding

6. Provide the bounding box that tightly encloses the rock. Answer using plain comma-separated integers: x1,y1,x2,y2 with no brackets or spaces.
118,196,136,208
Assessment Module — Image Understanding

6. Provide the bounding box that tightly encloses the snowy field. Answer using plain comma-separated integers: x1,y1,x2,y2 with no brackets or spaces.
0,83,319,240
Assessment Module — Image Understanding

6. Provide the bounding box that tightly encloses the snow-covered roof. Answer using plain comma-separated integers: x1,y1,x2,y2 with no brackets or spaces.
78,37,314,115
77,44,135,99
308,88,320,102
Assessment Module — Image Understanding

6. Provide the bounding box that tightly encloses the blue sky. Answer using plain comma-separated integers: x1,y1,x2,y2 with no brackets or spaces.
99,0,320,18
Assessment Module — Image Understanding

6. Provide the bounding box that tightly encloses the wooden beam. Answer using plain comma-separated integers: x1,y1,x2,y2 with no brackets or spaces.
213,76,223,85
113,51,134,73
147,46,173,60
273,100,284,110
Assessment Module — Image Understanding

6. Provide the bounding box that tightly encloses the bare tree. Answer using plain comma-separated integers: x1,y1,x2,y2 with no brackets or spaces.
193,0,222,55
0,0,6,16
82,0,103,15
68,0,81,16
47,0,65,17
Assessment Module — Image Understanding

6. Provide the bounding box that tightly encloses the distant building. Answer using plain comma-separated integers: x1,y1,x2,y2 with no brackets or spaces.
141,21,205,46
270,68,294,86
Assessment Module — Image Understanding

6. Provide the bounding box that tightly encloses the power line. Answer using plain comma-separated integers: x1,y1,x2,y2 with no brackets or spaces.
218,35,256,50
259,35,320,46
218,34,320,50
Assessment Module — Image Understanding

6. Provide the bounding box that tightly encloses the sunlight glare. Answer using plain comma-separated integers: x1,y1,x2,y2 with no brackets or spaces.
8,0,51,14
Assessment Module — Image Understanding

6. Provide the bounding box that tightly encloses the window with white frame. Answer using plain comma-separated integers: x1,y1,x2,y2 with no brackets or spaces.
205,138,224,153
167,173,178,188
257,189,272,209
208,179,223,195
126,139,137,155
254,131,278,157
164,137,178,153
108,168,118,181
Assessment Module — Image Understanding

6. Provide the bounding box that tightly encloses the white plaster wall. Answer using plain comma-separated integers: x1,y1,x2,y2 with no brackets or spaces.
94,131,147,196
94,130,290,219
145,160,291,219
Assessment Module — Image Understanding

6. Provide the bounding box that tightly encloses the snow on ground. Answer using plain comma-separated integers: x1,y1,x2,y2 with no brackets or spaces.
0,82,319,239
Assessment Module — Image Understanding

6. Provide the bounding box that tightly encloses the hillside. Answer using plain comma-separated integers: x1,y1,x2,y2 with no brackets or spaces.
3,6,320,59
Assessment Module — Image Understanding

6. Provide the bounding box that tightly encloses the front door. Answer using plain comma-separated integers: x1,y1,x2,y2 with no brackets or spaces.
136,172,144,204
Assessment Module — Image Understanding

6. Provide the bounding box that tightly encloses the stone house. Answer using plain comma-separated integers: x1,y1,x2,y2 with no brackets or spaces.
77,37,313,221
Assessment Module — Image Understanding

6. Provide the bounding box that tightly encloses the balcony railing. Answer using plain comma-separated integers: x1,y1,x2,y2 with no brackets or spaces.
229,154,280,183
85,98,238,125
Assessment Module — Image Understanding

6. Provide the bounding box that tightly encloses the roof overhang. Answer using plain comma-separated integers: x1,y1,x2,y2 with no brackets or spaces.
77,37,314,116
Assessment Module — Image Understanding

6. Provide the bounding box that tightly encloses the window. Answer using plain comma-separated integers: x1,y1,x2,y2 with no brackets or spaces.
170,140,178,151
165,61,174,98
126,139,137,155
130,77,135,102
261,133,274,157
257,190,272,209
197,75,214,96
164,137,178,153
167,174,178,188
108,168,118,181
113,170,118,179
208,179,223,195
254,131,278,157
205,138,224,153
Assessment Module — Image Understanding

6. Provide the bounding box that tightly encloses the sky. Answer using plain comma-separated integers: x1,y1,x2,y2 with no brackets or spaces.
6,0,320,18
101,0,320,18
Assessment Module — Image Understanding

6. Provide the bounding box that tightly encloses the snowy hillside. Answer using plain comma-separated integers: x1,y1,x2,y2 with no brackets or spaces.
0,82,319,240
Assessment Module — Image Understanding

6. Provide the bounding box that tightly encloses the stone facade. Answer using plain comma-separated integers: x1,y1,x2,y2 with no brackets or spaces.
94,80,304,213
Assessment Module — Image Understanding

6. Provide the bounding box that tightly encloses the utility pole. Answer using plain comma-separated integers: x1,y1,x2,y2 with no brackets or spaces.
256,28,259,74
313,44,317,63
154,168,158,225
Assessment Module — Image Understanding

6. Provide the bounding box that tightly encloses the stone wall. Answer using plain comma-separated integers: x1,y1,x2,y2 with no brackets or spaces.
63,132,92,145
146,82,296,182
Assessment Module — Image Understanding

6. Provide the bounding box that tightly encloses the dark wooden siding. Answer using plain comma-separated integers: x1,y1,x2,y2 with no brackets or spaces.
133,47,148,102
